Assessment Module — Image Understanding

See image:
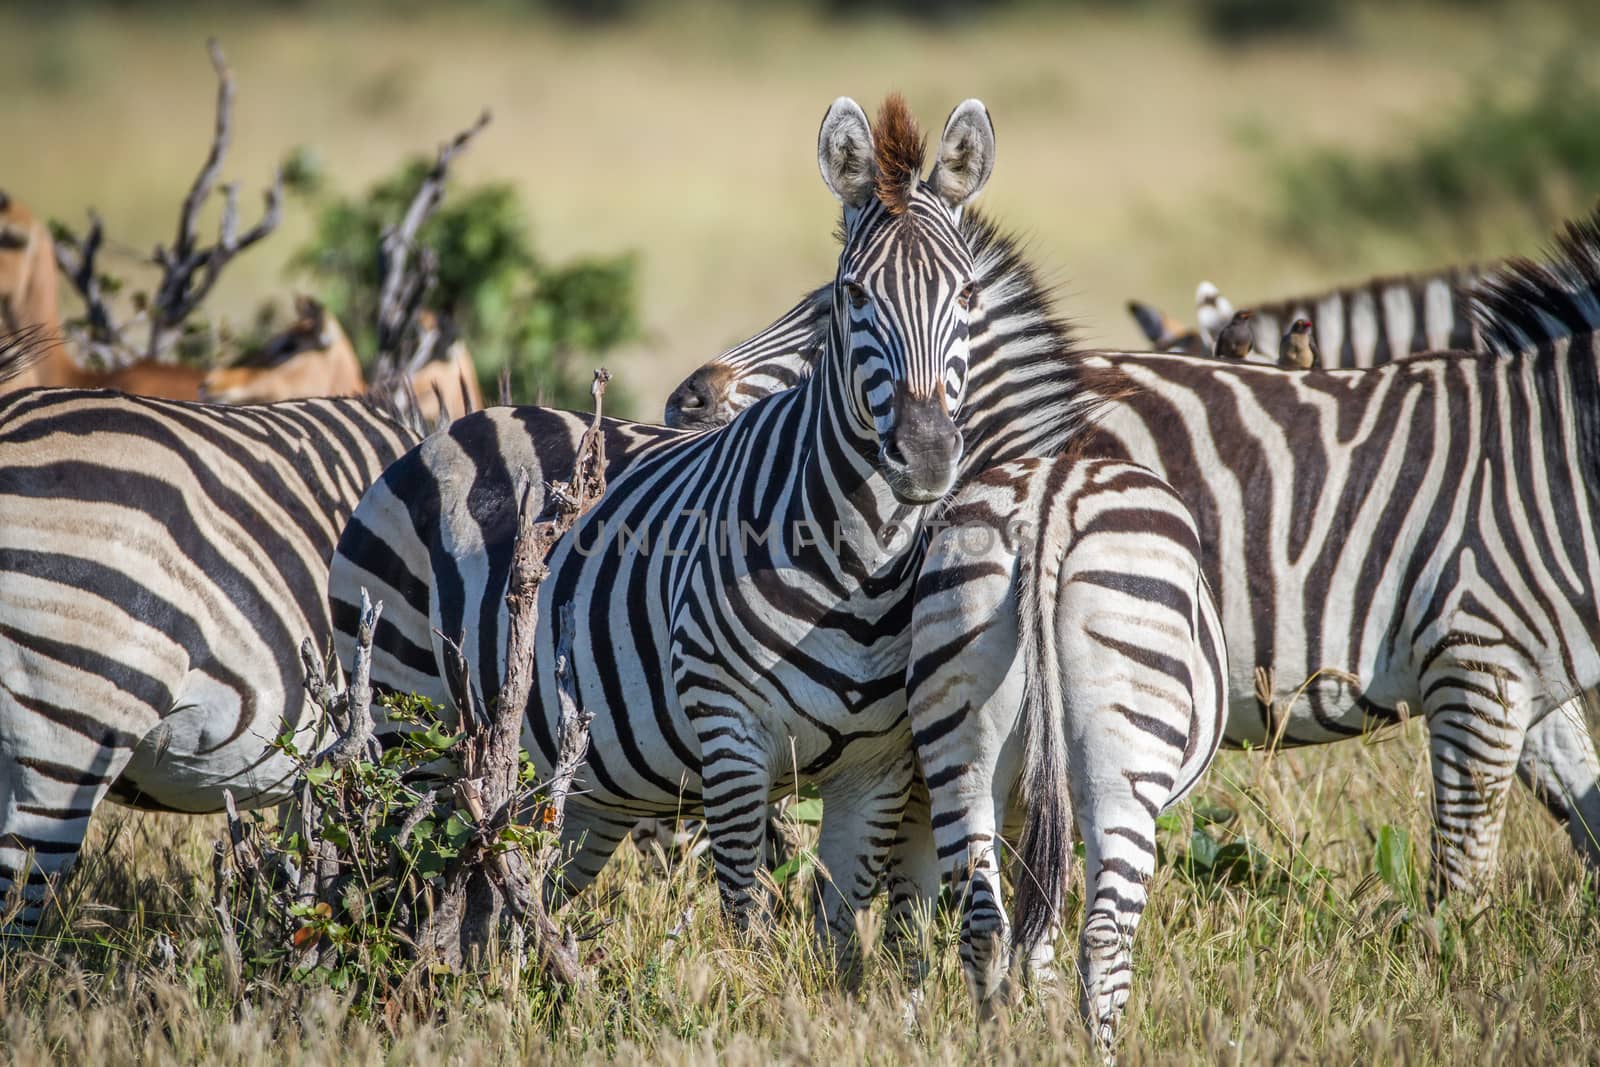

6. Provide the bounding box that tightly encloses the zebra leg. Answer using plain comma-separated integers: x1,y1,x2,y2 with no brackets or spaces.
1516,698,1600,872
696,737,775,932
1070,783,1157,1047
812,753,915,980
881,775,940,988
0,725,136,936
1423,669,1527,898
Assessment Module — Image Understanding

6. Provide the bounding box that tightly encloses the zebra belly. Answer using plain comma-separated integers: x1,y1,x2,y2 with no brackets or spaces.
115,672,311,812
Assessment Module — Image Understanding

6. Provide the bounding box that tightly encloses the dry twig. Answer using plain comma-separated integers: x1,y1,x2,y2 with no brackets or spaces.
52,39,282,365
430,368,609,983
373,110,492,374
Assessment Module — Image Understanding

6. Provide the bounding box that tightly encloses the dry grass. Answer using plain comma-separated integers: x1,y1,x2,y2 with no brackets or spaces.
4,719,1596,1065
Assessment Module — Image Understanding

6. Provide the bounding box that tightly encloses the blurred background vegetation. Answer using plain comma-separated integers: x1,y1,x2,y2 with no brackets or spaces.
4,0,1600,417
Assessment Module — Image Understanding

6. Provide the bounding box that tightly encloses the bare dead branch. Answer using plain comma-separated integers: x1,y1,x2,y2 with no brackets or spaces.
422,368,608,982
143,39,284,359
374,111,492,373
52,212,123,355
315,590,381,769
169,39,236,273
210,842,243,1000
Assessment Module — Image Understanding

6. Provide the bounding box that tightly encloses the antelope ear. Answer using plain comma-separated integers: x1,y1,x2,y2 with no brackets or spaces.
817,97,876,209
929,99,995,209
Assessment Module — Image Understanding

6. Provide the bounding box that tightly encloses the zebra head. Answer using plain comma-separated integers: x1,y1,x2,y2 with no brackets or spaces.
816,93,994,504
663,285,830,431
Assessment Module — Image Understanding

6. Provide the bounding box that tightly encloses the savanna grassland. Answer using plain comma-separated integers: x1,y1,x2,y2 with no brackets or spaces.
5,2,1600,1064
6,714,1599,1064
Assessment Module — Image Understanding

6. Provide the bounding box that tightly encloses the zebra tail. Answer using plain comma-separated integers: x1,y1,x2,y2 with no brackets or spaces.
1010,515,1072,959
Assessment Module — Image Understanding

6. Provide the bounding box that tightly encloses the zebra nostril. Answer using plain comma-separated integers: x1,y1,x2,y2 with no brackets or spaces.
678,390,704,410
882,435,908,469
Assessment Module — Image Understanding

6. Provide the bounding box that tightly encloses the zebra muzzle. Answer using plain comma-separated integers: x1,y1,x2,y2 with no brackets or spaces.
880,392,961,503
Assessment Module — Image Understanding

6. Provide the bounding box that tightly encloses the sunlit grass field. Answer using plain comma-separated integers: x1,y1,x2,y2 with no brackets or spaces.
5,3,1600,1063
5,717,1597,1064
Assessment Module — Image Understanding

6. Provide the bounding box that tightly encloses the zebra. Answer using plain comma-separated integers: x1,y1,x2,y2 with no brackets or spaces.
664,208,1600,914
663,212,1230,1036
329,95,1098,965
0,388,420,934
1129,262,1493,366
894,454,1227,1043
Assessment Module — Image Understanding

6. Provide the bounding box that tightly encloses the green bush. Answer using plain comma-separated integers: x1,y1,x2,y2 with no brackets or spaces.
1273,52,1600,254
1198,0,1342,41
290,157,639,414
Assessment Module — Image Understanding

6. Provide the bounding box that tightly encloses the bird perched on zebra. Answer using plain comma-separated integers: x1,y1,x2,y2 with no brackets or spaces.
1213,308,1256,358
663,203,1600,924
1279,316,1317,368
1127,259,1491,367
1193,280,1233,352
0,387,421,934
331,94,1045,971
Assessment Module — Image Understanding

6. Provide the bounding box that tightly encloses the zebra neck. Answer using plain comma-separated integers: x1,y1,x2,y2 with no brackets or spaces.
785,342,929,587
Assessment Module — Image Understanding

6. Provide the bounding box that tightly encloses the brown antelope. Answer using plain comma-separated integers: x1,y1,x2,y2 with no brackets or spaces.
403,309,484,423
0,192,70,395
199,296,365,404
0,192,209,399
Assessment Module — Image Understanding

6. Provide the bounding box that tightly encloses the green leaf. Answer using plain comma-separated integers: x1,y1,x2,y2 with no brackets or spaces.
1191,801,1238,828
414,724,463,753
769,849,816,885
786,798,824,825
442,812,476,846
303,763,335,787
1188,828,1221,872
1375,824,1418,905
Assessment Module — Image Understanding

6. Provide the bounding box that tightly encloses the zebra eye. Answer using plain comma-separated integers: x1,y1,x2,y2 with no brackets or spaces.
956,282,977,310
846,282,870,311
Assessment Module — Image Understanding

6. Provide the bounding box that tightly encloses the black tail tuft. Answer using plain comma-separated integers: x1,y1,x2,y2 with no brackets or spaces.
1010,511,1073,959
0,325,55,386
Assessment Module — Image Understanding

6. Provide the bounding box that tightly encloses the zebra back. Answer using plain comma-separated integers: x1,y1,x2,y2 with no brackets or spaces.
0,390,419,740
0,389,419,931
1246,263,1491,366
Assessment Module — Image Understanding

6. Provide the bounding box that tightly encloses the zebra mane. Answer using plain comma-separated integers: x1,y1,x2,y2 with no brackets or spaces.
873,93,925,216
1471,203,1600,357
955,208,1103,479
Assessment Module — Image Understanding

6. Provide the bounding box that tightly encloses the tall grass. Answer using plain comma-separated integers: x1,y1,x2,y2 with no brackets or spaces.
5,723,1596,1064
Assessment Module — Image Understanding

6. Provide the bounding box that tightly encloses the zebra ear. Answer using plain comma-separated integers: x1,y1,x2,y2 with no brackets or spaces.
817,97,876,209
929,98,995,209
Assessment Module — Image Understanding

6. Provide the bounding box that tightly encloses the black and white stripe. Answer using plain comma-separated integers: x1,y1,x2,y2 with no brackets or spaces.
891,455,1225,1042
0,389,418,933
666,214,1231,1039
330,98,1039,964
667,206,1600,932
